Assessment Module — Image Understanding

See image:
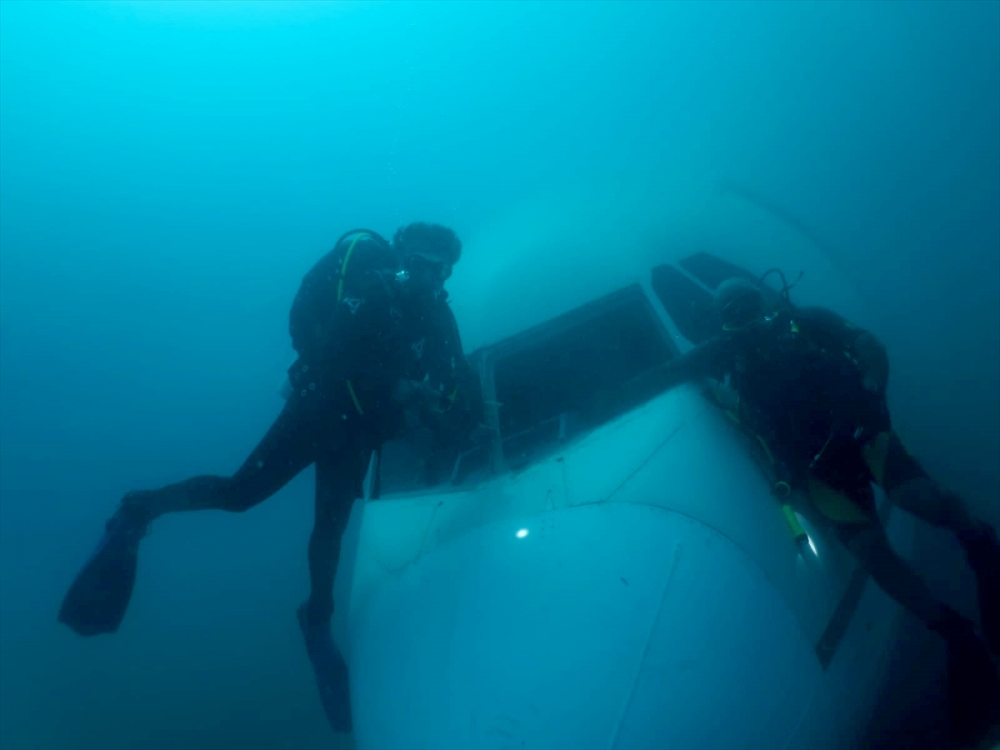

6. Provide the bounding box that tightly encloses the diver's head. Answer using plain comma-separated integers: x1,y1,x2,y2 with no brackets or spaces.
393,222,461,297
715,277,767,330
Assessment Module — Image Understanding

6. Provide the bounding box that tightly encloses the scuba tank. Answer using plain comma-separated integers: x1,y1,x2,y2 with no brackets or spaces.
280,228,396,403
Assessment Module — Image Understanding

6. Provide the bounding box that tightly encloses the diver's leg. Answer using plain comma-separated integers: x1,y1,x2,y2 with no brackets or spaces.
120,393,329,522
838,522,949,626
303,446,367,625
297,445,369,735
840,520,1000,743
865,431,1000,654
845,520,1000,743
865,431,985,535
889,477,986,535
60,393,333,636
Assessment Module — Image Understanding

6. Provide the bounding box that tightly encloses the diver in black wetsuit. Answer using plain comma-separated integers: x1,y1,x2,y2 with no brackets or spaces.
630,276,1000,743
58,223,482,734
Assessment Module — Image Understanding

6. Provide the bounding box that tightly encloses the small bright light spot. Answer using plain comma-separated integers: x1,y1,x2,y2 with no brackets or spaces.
515,528,529,539
793,511,821,559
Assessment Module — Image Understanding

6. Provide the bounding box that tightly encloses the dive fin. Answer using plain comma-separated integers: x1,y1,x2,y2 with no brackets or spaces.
935,608,1000,748
58,511,145,637
297,604,353,734
964,525,1000,657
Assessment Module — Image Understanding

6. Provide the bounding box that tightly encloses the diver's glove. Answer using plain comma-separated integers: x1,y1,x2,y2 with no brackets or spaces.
701,378,740,412
392,378,446,411
392,378,453,437
297,603,353,734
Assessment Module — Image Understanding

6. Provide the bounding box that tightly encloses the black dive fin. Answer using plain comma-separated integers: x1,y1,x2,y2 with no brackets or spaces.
965,526,1000,658
297,605,353,734
943,628,1000,747
58,513,144,637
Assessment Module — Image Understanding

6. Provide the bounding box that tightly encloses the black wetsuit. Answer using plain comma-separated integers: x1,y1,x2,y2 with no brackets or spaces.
127,233,478,624
642,305,926,520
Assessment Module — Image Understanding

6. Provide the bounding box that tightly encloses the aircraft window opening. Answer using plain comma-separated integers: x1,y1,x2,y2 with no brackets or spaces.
488,285,678,471
374,285,679,497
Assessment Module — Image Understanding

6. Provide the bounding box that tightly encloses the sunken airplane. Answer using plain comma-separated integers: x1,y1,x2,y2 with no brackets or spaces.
326,177,921,750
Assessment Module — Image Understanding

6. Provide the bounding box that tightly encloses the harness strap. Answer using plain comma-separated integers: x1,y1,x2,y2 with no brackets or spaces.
336,232,371,416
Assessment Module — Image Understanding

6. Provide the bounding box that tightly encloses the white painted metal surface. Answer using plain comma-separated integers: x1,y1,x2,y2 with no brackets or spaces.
332,386,911,750
327,182,912,749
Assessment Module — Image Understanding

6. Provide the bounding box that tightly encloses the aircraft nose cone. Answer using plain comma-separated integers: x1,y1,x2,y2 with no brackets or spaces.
347,503,841,750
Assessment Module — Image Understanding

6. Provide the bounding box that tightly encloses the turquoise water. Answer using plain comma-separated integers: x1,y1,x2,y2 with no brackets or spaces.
1,2,997,748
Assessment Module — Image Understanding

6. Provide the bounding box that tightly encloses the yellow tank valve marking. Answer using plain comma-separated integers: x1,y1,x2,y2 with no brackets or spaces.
337,232,370,302
346,380,364,415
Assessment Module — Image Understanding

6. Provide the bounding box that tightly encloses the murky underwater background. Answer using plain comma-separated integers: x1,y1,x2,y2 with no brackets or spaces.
0,2,997,749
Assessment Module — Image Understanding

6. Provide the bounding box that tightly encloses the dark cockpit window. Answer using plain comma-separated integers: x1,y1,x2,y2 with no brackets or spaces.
678,251,758,292
490,284,676,470
650,263,720,346
377,284,677,496
652,252,787,347
378,253,777,497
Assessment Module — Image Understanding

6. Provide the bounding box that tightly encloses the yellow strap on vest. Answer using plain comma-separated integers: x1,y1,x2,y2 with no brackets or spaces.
756,434,775,465
721,403,805,544
346,380,364,416
861,431,891,486
754,434,807,543
337,232,370,303
336,232,370,416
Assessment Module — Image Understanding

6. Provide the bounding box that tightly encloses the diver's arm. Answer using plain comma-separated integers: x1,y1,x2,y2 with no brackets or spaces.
797,306,890,394
411,304,484,447
436,305,478,412
622,336,734,401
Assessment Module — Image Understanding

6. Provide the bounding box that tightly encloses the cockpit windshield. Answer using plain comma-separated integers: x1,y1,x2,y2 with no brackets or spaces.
377,284,679,496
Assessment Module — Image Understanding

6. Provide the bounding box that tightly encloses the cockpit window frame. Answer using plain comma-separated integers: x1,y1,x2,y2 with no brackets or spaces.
478,283,680,475
375,283,682,497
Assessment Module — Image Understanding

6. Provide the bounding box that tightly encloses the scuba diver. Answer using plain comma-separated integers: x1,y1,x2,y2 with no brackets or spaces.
58,222,483,735
631,272,1000,744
